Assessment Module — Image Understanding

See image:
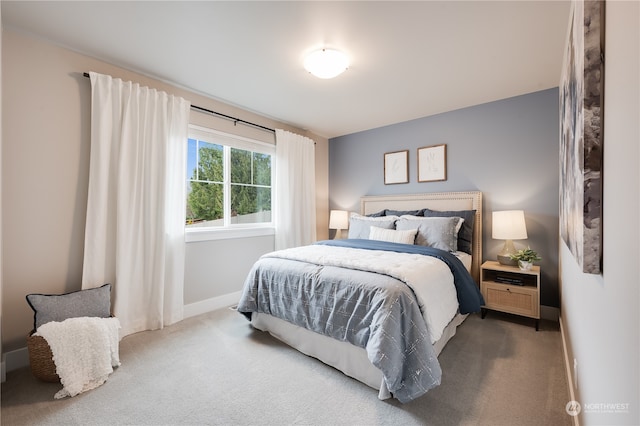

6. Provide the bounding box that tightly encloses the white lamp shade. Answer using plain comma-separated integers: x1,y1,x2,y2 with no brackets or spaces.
304,48,349,79
329,210,349,230
492,210,528,240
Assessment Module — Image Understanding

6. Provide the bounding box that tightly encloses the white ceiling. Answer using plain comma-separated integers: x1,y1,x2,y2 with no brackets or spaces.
2,1,571,139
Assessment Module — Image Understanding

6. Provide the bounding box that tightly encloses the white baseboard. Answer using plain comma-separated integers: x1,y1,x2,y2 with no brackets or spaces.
560,316,580,426
2,292,242,378
183,291,242,319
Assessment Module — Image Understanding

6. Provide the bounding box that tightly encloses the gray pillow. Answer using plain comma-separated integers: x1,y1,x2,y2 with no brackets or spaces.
384,209,423,217
421,208,476,254
26,283,112,330
366,209,423,217
348,214,398,239
396,216,463,252
366,210,386,217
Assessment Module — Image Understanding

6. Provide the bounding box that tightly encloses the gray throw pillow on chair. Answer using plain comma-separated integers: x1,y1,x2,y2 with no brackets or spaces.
26,283,112,330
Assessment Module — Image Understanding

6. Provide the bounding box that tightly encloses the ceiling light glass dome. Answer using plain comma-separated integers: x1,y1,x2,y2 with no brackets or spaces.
304,48,349,79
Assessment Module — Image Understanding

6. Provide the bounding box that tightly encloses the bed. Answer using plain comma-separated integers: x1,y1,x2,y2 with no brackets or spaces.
237,191,484,403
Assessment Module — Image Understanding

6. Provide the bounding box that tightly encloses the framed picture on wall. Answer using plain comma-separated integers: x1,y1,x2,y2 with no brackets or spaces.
384,150,409,184
418,144,447,182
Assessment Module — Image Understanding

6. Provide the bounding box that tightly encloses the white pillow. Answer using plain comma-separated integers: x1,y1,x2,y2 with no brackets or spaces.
369,226,417,245
395,216,463,251
347,213,399,239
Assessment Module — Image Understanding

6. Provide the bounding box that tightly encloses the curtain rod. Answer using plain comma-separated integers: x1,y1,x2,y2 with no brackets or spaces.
83,72,275,134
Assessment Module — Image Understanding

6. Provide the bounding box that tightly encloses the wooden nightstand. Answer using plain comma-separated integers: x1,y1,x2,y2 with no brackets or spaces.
480,260,540,330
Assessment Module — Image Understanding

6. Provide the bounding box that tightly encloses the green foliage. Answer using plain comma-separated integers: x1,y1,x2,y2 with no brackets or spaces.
231,148,251,184
230,149,271,216
187,144,271,223
187,181,223,222
198,144,223,182
253,153,271,186
187,145,223,222
509,247,542,263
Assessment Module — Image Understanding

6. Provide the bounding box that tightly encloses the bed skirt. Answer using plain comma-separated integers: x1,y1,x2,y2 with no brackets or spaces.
251,311,467,400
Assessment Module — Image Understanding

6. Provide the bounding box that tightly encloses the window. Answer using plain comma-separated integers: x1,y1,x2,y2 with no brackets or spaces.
186,125,274,239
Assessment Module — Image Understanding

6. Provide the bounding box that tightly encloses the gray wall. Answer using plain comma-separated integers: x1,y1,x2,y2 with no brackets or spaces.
329,88,560,308
184,235,274,304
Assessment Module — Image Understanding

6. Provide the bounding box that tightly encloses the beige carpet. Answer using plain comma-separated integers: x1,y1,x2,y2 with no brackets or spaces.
1,307,572,426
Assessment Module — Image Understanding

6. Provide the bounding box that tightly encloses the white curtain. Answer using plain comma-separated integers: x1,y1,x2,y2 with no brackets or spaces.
274,129,316,250
82,72,191,337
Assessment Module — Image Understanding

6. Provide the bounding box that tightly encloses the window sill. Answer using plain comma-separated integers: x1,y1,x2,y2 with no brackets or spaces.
185,226,275,243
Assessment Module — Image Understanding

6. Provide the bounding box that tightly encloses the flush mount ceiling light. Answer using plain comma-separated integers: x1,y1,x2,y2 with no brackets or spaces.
304,48,349,79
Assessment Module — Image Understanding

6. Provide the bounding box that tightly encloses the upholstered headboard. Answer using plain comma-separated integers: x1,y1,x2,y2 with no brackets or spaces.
360,191,483,284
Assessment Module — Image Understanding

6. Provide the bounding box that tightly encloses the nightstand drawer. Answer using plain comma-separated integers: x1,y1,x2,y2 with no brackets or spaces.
482,282,539,318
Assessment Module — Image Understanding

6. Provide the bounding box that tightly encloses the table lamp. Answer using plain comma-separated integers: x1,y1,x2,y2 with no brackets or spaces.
492,210,528,265
329,210,349,239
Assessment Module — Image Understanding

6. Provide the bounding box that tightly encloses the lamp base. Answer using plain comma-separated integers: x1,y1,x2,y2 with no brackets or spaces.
497,239,518,266
497,254,518,266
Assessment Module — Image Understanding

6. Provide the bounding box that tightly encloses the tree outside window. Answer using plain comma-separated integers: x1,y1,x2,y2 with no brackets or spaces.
186,136,272,228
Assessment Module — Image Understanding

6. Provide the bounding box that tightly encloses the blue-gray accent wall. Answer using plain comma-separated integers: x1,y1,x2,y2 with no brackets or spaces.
329,88,560,308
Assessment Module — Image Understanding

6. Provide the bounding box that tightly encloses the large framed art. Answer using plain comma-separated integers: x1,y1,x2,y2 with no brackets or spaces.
559,0,604,274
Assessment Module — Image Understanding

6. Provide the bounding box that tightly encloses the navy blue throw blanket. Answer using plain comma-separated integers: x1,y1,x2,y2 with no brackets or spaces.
315,239,484,314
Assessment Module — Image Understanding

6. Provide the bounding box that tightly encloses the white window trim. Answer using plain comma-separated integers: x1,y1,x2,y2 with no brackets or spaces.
185,225,275,243
186,125,275,243
189,125,275,153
